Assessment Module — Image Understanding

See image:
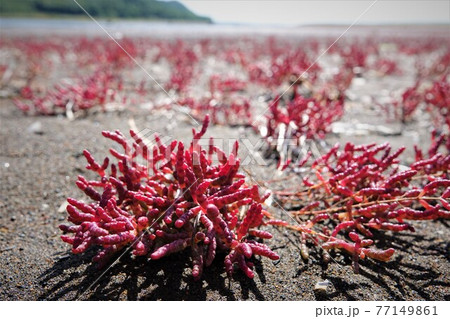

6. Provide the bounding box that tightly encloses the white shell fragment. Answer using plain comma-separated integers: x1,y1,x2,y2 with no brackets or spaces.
314,280,331,293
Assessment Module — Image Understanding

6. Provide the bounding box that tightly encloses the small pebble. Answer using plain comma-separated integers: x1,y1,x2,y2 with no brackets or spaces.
57,201,68,213
28,121,44,135
314,279,330,293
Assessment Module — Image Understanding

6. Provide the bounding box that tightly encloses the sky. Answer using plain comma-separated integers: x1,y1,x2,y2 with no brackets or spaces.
178,0,450,26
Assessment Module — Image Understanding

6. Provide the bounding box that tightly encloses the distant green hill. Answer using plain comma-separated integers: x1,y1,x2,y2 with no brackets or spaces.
0,0,212,22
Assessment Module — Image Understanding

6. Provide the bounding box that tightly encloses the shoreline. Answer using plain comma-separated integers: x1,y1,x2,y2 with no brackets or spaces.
1,19,448,39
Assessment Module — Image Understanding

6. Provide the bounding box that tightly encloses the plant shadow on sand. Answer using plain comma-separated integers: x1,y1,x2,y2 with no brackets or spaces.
38,221,448,301
38,249,266,300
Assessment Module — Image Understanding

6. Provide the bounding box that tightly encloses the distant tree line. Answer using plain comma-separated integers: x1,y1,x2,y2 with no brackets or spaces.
0,0,212,22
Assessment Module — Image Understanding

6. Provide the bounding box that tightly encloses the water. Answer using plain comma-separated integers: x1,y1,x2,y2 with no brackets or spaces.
0,17,342,38
1,18,448,39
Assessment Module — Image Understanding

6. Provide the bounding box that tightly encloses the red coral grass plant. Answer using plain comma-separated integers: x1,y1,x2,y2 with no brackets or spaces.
329,68,354,93
209,75,247,94
424,77,450,129
258,93,344,167
269,139,449,272
166,62,196,93
387,77,449,127
59,115,279,280
2,37,68,85
73,37,141,70
247,48,321,89
396,37,442,56
372,58,401,76
392,82,423,123
177,95,252,126
428,50,450,77
164,41,199,93
14,70,125,116
339,42,372,71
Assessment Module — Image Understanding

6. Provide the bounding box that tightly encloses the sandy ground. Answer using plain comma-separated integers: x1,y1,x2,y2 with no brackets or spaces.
0,96,448,301
0,25,449,300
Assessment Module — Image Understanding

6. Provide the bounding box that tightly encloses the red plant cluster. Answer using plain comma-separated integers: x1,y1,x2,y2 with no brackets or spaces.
329,69,354,93
247,49,321,88
372,58,400,76
393,83,422,123
6,34,448,125
178,96,252,126
340,43,371,69
424,77,450,128
429,50,450,76
259,94,344,165
4,32,448,282
74,37,141,69
390,77,449,127
397,38,443,56
1,37,67,82
3,36,150,116
272,139,449,272
59,115,278,280
164,41,198,92
209,75,247,94
14,70,124,115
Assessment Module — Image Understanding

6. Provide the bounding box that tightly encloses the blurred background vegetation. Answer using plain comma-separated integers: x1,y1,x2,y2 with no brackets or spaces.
0,0,211,22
